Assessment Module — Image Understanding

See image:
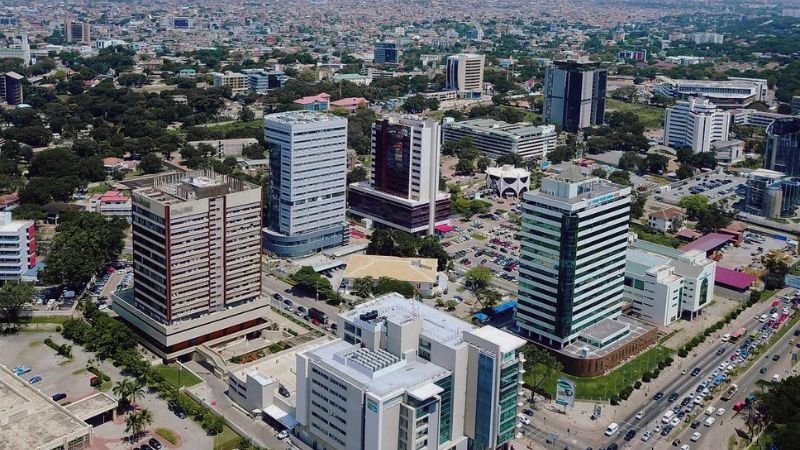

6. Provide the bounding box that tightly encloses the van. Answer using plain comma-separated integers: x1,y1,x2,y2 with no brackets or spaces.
662,410,675,424
604,422,619,436
760,314,768,322
722,333,730,342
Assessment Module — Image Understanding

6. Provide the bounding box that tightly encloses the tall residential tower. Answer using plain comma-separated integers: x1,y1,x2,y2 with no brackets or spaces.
112,170,267,359
445,54,485,96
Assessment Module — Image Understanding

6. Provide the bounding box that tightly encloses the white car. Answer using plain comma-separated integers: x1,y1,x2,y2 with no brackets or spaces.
654,424,662,434
705,406,716,416
716,408,726,416
635,410,645,420
641,431,653,442
691,431,702,442
276,430,289,440
670,416,681,427
681,445,691,450
704,416,716,427
519,416,531,425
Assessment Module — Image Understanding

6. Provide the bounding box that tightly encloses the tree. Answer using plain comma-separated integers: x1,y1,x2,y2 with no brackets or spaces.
241,143,266,159
113,378,138,409
465,267,492,290
678,195,709,220
352,276,374,298
239,106,255,122
608,170,632,186
695,204,732,233
591,167,607,179
0,281,34,328
475,288,502,311
291,266,336,300
757,375,800,449
522,345,564,403
373,277,416,298
630,194,647,219
456,158,475,175
645,154,669,174
476,156,491,172
676,164,695,180
347,166,368,185
139,153,163,174
128,380,145,406
618,151,643,171
547,145,576,164
202,414,224,435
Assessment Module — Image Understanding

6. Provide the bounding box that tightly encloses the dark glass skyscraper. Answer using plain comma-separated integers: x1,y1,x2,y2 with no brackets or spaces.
373,42,398,64
765,117,800,177
544,61,607,133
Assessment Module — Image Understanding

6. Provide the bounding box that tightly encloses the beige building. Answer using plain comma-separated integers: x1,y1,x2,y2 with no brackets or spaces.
113,170,269,359
342,255,444,295
213,71,248,96
445,53,485,94
0,365,92,450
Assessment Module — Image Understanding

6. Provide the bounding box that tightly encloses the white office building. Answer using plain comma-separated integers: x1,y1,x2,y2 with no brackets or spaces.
295,293,526,450
263,111,349,258
663,97,730,153
516,167,631,349
485,165,531,198
442,118,557,160
626,240,716,325
654,76,768,109
692,32,724,44
445,54,485,95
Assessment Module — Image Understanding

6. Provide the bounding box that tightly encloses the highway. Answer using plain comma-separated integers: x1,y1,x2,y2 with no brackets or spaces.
602,291,794,450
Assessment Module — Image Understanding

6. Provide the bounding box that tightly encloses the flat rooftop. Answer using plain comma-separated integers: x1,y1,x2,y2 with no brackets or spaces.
135,170,257,205
0,365,92,450
64,392,117,420
340,293,475,348
446,118,555,139
305,340,450,398
561,315,655,359
264,110,343,125
626,248,672,275
343,254,438,284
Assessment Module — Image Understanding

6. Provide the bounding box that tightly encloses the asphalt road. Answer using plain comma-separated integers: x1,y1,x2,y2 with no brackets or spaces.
603,293,793,450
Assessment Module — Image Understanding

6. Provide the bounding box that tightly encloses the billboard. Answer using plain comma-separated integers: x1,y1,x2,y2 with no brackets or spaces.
555,378,576,407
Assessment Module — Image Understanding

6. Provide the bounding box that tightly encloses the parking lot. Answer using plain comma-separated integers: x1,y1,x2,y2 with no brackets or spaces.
657,172,745,206
716,229,797,271
442,196,523,291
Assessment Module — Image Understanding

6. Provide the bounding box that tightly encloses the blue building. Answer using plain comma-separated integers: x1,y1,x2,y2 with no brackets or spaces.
765,117,800,177
373,42,398,64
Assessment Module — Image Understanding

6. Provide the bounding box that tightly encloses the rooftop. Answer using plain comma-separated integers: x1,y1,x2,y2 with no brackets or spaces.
0,365,92,450
680,232,734,253
265,110,342,125
340,293,474,348
649,207,685,220
715,267,757,291
445,118,556,139
293,93,331,105
343,254,438,283
305,339,450,398
467,325,526,354
134,170,257,205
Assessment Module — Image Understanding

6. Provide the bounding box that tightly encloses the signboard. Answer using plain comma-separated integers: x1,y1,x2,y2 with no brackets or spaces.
555,378,576,407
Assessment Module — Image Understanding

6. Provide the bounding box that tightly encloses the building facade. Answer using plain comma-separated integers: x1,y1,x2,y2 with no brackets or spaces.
64,19,90,44
213,71,248,96
445,54,485,95
663,97,730,153
242,69,286,93
515,167,631,349
263,111,349,257
730,109,794,130
0,212,35,282
373,42,399,64
348,116,450,234
744,168,800,218
485,165,530,198
112,170,267,359
295,293,525,450
442,118,557,160
654,76,768,109
0,72,24,105
764,117,800,177
543,60,607,133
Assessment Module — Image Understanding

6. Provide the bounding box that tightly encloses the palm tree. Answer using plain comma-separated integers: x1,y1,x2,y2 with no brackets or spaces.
112,378,135,408
128,380,145,407
137,408,154,435
124,413,139,441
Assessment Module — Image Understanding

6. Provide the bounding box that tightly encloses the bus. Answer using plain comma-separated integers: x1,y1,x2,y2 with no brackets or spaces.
730,328,747,342
749,330,759,339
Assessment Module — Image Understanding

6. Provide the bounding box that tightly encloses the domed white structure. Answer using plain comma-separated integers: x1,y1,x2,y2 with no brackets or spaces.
486,165,530,198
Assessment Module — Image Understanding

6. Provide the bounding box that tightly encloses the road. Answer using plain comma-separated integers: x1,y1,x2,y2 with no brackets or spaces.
600,290,793,450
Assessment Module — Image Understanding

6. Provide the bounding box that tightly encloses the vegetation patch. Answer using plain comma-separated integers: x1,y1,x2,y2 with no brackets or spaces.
155,428,178,445
152,364,201,388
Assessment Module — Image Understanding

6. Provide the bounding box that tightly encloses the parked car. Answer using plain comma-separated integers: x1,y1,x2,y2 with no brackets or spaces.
519,416,531,425
29,375,42,384
276,430,289,440
148,438,163,450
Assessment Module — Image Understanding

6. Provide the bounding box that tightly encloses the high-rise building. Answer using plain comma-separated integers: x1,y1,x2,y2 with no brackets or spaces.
0,72,24,105
373,42,398,64
64,19,90,44
442,118,557,160
112,170,267,359
791,95,800,115
663,97,730,153
348,116,450,234
764,117,800,177
295,293,526,450
543,60,607,133
744,168,800,218
263,111,349,257
515,167,631,349
445,54,485,95
0,212,36,281
212,71,248,96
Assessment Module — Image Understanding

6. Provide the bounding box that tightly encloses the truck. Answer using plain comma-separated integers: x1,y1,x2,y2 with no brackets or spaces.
722,384,738,401
308,307,328,325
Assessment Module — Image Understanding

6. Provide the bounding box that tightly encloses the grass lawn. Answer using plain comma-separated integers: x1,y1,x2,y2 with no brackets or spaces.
28,316,71,324
205,119,261,134
527,345,674,400
215,424,243,450
152,364,202,388
155,428,178,445
470,232,487,240
88,183,113,194
606,98,665,130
